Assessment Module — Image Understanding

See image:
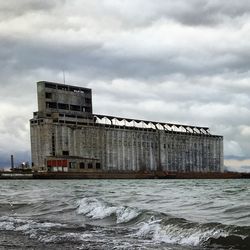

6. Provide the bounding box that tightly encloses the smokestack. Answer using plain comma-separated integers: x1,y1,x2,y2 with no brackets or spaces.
11,155,14,170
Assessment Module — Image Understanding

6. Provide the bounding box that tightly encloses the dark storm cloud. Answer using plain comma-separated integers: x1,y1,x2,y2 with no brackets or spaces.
158,0,250,26
2,32,250,84
0,35,102,74
90,0,250,27
0,0,250,171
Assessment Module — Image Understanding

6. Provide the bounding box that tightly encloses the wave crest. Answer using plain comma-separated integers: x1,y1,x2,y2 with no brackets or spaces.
76,198,250,247
134,217,229,246
77,198,139,223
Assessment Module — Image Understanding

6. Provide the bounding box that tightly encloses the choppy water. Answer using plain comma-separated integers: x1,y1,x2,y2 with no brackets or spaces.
0,179,249,250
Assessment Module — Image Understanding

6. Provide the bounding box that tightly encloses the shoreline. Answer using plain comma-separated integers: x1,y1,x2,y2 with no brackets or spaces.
0,171,249,179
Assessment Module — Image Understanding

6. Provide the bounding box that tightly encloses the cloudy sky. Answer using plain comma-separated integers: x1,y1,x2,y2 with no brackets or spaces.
1,0,250,171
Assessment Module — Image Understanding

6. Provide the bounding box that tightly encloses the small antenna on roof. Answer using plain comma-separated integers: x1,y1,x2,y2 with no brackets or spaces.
62,70,66,84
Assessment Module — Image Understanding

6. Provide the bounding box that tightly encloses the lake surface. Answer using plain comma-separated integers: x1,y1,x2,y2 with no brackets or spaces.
0,179,249,249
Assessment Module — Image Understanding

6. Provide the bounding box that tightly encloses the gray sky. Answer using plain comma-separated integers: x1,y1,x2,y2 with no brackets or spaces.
1,0,250,171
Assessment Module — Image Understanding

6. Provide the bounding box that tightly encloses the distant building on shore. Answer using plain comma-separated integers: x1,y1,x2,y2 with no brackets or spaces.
30,81,223,173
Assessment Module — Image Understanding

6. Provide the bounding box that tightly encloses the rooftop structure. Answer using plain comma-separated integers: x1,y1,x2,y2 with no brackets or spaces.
36,81,92,118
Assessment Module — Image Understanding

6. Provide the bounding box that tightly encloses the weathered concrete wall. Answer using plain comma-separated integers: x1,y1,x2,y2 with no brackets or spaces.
37,81,92,117
30,121,223,173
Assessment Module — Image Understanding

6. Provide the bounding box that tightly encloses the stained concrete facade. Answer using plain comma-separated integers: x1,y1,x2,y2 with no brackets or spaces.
30,81,224,173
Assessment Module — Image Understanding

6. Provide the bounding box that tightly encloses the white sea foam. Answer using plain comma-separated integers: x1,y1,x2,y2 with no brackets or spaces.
0,221,15,230
0,216,25,224
77,198,139,224
38,232,93,243
0,215,66,241
134,217,229,246
0,216,26,231
134,217,162,238
116,207,139,223
0,215,92,244
77,198,117,219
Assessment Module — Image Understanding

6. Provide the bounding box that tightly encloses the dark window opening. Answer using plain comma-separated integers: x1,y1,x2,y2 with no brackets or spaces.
45,92,52,99
80,162,85,169
65,121,76,125
69,87,78,92
62,150,69,156
52,134,55,156
85,98,91,104
57,85,68,91
58,103,69,110
47,114,51,117
88,163,93,169
66,114,76,118
69,162,77,169
96,163,101,169
69,86,86,93
70,105,81,111
46,102,57,109
85,107,92,113
45,83,57,89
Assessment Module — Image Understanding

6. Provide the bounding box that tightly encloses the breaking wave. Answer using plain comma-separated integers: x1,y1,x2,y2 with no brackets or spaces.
1,179,250,249
133,217,229,246
0,216,66,242
0,215,94,246
76,197,250,249
77,197,140,223
1,195,250,249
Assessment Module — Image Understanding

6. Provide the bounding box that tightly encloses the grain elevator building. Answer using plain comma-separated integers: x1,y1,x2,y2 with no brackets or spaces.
30,81,224,174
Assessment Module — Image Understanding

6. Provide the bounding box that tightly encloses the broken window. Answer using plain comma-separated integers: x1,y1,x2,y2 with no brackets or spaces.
62,151,69,156
45,92,52,99
57,85,68,91
88,163,93,169
52,134,55,156
45,83,57,89
69,162,77,169
85,107,92,113
46,102,57,109
58,103,69,110
85,98,91,104
96,163,101,169
70,105,81,111
69,86,86,93
80,162,85,169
